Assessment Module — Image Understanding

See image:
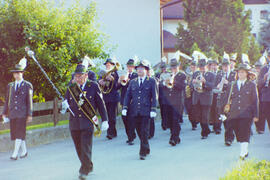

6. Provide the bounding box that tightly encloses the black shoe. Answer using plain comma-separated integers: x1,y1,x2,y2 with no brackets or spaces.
192,127,196,131
245,153,249,158
20,152,28,159
215,130,221,135
240,153,248,161
79,173,87,180
128,141,134,145
225,141,232,146
201,136,208,139
257,131,264,134
140,155,146,160
162,126,167,131
10,156,18,161
169,139,176,146
106,134,116,140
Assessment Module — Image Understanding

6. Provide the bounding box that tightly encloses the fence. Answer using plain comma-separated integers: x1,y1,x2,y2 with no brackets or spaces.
0,98,69,131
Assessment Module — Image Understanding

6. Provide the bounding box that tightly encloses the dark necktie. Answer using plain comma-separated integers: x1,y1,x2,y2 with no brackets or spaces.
16,83,19,92
139,78,142,87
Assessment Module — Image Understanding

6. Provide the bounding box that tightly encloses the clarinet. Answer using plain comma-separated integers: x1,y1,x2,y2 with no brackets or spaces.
265,65,270,87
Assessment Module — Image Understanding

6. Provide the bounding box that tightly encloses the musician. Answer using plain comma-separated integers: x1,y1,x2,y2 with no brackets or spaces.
184,60,198,130
192,58,216,139
210,59,219,74
119,59,138,145
222,63,258,160
122,60,158,160
254,60,264,134
99,58,120,140
162,59,186,146
257,49,270,134
209,59,219,131
147,67,158,139
215,58,236,145
156,62,168,130
2,58,33,160
62,63,108,179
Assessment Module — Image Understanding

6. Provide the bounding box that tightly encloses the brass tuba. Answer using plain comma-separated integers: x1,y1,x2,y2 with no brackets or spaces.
100,62,121,94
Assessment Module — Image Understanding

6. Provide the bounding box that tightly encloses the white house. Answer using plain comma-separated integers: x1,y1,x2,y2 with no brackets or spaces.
244,0,270,39
161,0,270,59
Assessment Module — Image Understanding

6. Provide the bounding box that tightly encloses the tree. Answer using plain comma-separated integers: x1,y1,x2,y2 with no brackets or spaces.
259,18,270,49
175,0,253,59
0,0,110,103
248,36,262,64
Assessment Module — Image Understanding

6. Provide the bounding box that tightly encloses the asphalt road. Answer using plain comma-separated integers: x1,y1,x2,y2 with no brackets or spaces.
0,117,269,180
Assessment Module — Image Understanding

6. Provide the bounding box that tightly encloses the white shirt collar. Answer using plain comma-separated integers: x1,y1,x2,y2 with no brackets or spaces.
81,81,87,90
15,79,24,86
138,76,146,83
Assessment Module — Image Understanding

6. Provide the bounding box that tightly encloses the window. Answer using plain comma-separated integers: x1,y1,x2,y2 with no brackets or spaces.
260,10,268,19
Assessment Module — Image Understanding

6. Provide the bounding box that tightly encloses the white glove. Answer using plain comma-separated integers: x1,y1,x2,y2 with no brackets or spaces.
122,109,127,116
150,111,157,118
101,121,109,131
60,99,70,114
2,117,10,124
219,114,227,122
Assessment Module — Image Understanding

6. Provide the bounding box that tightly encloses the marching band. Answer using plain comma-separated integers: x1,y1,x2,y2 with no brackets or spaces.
2,48,270,180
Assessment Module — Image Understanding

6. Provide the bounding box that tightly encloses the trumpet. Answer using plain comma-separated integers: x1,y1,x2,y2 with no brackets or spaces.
193,72,204,93
160,72,174,89
99,62,121,94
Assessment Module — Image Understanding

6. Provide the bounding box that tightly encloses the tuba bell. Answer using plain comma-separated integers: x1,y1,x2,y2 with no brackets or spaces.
118,70,129,86
160,72,174,89
193,72,204,93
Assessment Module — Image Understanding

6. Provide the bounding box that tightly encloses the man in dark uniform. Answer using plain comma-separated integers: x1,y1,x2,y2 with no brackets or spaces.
98,58,120,140
122,60,158,160
257,49,270,134
209,59,219,130
216,58,237,146
2,57,33,160
62,62,108,180
192,58,216,139
162,59,186,146
70,56,97,84
184,60,198,130
155,62,168,130
118,58,138,145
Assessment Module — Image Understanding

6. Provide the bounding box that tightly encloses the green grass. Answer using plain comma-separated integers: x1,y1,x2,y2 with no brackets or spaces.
220,160,270,180
0,120,69,135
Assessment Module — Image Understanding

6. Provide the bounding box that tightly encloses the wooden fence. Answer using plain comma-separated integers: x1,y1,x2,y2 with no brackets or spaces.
0,98,69,131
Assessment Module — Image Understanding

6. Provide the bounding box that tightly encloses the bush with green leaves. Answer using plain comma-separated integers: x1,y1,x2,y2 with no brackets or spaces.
0,0,110,103
220,160,270,180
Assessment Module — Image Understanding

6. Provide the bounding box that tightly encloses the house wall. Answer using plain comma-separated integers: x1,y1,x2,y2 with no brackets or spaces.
62,0,161,65
95,0,161,65
244,3,270,39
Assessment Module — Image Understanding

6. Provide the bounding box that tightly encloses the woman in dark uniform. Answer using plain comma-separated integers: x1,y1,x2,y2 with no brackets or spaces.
222,63,259,160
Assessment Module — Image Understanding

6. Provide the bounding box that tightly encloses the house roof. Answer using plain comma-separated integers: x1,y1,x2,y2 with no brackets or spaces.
162,0,184,19
163,30,178,49
160,0,174,6
243,0,269,4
